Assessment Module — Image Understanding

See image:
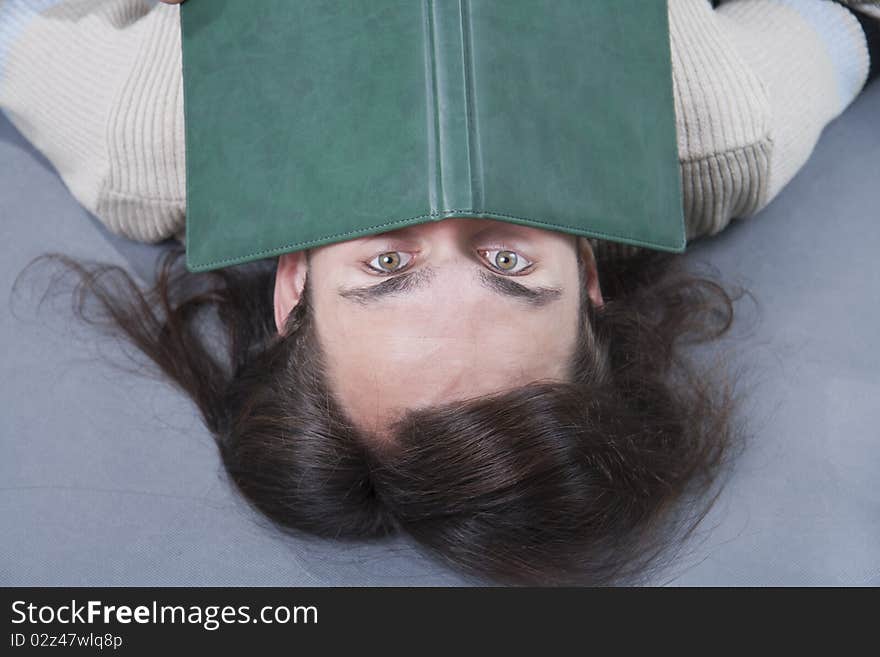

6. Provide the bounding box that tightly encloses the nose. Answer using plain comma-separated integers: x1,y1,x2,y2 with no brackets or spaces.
418,216,484,262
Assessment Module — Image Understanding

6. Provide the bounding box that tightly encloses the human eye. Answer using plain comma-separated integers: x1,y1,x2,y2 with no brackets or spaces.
478,248,533,275
364,251,416,275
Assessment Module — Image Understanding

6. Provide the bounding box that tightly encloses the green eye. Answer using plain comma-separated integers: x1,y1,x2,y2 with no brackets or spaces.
367,251,413,274
494,250,517,270
378,252,400,271
482,249,531,274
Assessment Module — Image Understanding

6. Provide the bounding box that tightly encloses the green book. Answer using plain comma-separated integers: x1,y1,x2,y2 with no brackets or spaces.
181,0,684,272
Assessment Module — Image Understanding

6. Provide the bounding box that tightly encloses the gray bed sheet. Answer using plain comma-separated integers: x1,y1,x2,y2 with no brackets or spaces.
2,80,878,586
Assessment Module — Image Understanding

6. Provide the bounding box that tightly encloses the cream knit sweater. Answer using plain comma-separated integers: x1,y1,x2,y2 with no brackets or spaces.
0,0,873,260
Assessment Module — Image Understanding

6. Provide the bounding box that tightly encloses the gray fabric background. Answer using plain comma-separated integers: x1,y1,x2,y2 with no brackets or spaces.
1,80,878,586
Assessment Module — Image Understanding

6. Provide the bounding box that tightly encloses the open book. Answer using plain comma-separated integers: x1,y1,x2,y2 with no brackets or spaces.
181,0,684,272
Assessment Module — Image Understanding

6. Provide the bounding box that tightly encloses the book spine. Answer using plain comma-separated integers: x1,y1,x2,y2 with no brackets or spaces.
422,0,483,217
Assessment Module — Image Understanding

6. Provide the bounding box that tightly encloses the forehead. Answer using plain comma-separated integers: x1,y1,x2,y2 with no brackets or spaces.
318,304,577,431
314,271,579,411
318,263,570,334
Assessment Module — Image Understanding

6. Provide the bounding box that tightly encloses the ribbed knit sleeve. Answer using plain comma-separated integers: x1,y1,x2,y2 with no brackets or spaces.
0,0,872,256
97,1,186,243
592,0,870,261
0,0,185,244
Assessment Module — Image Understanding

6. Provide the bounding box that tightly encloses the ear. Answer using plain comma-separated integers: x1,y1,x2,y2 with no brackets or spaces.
577,237,604,309
274,250,309,335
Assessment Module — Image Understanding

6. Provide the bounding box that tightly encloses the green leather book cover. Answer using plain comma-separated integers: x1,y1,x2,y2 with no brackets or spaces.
181,0,685,272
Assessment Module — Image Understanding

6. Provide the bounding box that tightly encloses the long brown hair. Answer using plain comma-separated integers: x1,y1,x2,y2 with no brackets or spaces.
14,243,750,585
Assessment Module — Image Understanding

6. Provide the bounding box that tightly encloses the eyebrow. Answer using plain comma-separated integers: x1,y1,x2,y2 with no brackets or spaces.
337,265,563,308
